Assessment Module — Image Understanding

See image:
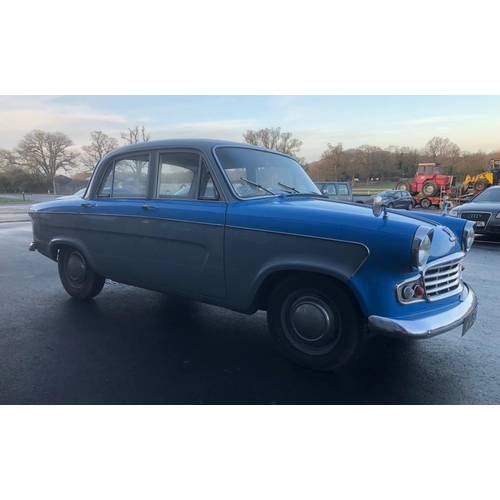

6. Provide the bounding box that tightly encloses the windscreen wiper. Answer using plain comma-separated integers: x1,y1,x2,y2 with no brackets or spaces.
277,182,300,193
240,177,275,195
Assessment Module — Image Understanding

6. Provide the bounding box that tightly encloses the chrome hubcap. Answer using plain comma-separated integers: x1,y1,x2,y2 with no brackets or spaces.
291,300,332,341
283,293,340,355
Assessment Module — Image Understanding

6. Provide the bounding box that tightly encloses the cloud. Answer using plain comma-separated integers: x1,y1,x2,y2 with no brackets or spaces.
0,97,130,148
402,114,487,125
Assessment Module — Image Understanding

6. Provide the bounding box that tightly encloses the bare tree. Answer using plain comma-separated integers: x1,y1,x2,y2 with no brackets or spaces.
243,127,303,158
121,126,150,145
321,142,344,182
0,148,16,172
423,137,460,159
389,146,420,178
81,131,119,172
15,130,79,188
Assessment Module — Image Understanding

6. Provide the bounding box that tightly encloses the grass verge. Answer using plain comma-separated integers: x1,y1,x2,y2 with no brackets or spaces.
0,197,32,203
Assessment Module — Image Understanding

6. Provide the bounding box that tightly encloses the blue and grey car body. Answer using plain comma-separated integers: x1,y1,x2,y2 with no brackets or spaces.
29,139,477,347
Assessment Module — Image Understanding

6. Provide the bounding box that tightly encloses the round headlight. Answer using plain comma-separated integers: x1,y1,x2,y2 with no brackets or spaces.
417,234,432,267
463,221,475,252
411,226,434,271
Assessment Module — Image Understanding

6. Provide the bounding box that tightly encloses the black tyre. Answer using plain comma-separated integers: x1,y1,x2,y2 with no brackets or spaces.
395,181,410,191
420,198,431,209
58,247,105,299
406,201,413,210
267,275,364,371
387,202,394,208
473,179,489,192
422,181,439,197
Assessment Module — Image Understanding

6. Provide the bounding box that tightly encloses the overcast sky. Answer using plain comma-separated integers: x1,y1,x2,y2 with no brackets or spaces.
1,95,499,163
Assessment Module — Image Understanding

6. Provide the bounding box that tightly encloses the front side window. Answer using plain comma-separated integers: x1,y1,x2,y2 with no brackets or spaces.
215,147,320,198
158,152,200,198
326,184,337,195
98,154,150,198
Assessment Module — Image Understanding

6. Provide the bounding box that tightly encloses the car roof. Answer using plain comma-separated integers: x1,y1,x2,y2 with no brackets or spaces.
104,139,279,158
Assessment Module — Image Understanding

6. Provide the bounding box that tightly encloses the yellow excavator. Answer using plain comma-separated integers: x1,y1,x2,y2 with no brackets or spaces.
462,158,500,193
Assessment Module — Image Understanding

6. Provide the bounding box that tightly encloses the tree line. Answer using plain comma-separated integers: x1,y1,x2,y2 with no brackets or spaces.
244,129,500,185
0,126,149,193
1,125,499,193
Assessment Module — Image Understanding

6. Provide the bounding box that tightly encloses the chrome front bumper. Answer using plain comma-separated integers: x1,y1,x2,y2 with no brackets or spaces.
367,283,478,339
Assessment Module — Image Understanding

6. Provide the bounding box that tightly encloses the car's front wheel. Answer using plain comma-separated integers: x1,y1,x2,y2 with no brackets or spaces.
58,247,105,299
267,275,364,371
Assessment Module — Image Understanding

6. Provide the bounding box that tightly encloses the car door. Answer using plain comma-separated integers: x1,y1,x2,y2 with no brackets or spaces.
401,192,412,208
324,183,338,199
78,152,151,283
138,151,227,299
337,183,352,201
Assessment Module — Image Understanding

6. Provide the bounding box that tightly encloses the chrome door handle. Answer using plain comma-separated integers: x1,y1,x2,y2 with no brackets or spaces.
81,202,96,208
142,204,159,211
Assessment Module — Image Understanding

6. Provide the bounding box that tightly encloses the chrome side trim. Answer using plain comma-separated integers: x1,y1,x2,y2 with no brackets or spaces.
368,283,477,339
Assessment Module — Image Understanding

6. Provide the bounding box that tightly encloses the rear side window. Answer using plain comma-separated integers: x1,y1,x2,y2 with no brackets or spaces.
98,154,150,198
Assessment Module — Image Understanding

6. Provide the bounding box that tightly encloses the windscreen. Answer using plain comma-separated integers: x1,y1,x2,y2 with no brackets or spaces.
215,147,320,198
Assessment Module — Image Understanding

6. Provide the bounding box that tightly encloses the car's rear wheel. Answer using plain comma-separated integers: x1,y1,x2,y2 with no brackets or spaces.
267,275,364,371
406,201,414,210
58,247,105,299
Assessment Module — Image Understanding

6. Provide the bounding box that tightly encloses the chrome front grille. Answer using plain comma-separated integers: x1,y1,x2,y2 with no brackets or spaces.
424,257,463,299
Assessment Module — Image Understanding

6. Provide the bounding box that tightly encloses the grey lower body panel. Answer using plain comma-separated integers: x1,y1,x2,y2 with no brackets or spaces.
367,283,477,339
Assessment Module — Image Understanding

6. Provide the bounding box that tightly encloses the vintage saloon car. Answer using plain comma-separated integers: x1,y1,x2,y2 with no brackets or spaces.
28,139,478,371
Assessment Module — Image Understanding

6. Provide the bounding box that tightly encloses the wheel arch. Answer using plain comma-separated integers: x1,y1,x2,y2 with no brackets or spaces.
250,268,362,314
49,238,97,269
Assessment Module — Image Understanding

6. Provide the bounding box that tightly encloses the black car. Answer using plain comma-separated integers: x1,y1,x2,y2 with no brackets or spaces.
448,185,500,235
375,190,414,210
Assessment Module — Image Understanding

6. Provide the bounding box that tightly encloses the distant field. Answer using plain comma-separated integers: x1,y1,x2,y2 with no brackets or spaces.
352,182,395,195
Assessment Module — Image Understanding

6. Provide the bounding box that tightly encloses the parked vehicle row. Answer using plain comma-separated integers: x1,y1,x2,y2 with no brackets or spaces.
28,139,477,371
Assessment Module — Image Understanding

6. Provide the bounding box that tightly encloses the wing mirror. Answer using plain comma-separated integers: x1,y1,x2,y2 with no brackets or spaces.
372,195,388,218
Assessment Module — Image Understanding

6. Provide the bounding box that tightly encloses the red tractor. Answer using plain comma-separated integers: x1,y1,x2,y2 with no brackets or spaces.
396,163,455,197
